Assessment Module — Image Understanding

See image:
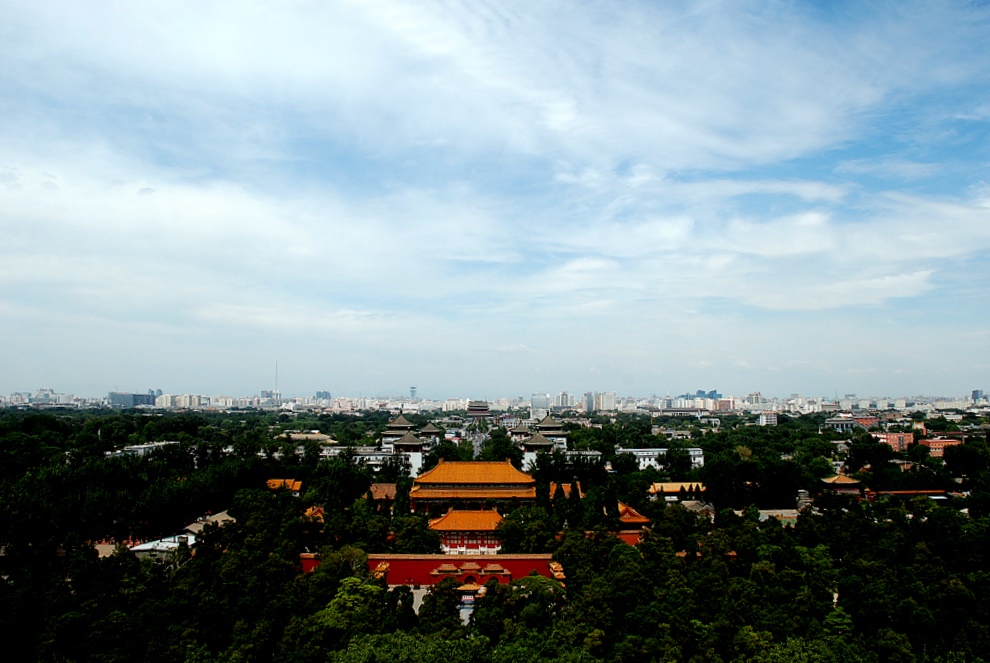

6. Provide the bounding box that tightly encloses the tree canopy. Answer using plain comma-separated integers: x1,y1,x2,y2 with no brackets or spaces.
2,408,990,662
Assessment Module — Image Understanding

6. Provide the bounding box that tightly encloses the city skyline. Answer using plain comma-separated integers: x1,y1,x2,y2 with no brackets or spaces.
5,383,985,408
3,2,990,398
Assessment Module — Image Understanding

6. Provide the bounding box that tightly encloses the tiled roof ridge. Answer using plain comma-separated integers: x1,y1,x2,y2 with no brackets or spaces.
428,508,503,531
414,459,534,485
822,474,860,484
389,414,415,428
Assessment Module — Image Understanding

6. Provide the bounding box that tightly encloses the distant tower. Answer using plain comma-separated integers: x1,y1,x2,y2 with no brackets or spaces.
410,386,417,401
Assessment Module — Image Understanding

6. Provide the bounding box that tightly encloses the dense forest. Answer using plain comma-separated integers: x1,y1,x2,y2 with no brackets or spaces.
2,408,990,662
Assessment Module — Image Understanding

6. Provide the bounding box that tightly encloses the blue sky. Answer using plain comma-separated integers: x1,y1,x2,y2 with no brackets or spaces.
2,1,990,400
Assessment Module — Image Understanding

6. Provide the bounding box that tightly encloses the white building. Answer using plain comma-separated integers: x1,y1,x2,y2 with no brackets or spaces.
616,447,704,471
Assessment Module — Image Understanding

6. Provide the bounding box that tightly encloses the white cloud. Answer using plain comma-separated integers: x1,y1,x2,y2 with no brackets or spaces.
836,159,937,180
3,1,990,396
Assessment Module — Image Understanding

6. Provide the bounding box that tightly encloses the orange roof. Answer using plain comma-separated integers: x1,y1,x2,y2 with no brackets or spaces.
550,482,584,499
414,460,535,486
429,509,503,532
433,563,459,573
617,501,650,526
822,474,860,485
409,487,537,501
648,482,705,494
267,479,302,492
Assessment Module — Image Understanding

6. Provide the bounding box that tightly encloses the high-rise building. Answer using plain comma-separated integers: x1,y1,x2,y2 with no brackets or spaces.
108,392,156,408
531,393,550,420
595,391,617,411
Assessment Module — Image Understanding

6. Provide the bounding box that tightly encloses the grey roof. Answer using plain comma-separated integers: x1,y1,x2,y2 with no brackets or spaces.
389,414,415,428
394,431,424,446
185,510,235,534
131,534,196,553
523,432,555,446
535,415,564,431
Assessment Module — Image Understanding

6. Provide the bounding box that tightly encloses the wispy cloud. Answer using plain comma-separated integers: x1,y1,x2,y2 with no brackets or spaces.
2,1,990,397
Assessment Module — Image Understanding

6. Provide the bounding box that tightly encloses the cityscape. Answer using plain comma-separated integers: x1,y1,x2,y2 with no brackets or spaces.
4,385,988,415
4,0,990,660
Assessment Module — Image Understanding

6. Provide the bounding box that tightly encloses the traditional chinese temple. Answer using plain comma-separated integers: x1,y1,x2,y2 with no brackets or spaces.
428,508,503,554
409,459,536,514
821,474,862,496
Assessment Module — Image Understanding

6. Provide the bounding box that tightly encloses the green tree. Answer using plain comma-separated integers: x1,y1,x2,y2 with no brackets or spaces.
418,578,462,635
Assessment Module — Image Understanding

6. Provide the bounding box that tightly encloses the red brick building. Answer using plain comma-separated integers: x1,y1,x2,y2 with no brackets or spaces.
873,432,913,453
919,438,962,457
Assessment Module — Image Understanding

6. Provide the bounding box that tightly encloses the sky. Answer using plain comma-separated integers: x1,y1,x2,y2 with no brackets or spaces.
2,1,990,401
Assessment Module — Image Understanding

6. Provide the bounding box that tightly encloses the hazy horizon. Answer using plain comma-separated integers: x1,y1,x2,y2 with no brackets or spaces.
6,382,981,405
3,2,990,399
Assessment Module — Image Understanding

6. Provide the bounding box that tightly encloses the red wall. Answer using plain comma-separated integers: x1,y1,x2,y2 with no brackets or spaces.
367,554,556,586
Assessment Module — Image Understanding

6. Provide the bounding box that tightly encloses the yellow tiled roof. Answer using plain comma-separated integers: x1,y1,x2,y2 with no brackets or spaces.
617,501,650,526
415,460,535,486
648,482,705,494
550,482,584,499
429,509,503,532
822,474,860,484
433,563,459,573
410,487,537,501
267,479,302,491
